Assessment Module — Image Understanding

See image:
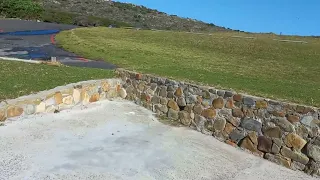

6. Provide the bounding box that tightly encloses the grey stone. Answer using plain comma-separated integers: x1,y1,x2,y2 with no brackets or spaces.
154,104,168,114
193,115,206,132
291,161,306,171
151,95,160,104
186,95,197,104
167,91,174,98
25,104,35,115
281,146,309,165
272,138,283,146
307,144,320,162
240,118,262,134
301,116,317,127
296,125,309,139
150,83,157,91
177,97,187,107
159,86,167,97
224,91,233,98
217,90,225,97
179,111,192,126
218,109,232,118
243,97,255,106
272,117,295,132
184,104,194,113
160,97,168,105
271,143,280,154
209,89,217,94
168,108,179,120
230,129,246,144
202,90,211,99
167,85,175,91
213,117,226,131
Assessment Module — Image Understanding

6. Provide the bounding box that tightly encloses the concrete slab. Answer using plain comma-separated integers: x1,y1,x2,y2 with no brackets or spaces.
0,100,316,180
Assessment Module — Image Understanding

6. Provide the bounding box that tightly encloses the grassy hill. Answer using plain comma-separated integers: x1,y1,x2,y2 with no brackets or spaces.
0,60,114,100
56,27,320,107
1,0,230,32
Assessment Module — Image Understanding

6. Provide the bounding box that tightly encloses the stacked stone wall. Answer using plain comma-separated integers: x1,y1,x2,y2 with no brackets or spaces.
117,69,320,177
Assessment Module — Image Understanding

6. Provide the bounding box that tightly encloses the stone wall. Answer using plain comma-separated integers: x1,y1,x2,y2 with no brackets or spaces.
0,78,127,122
1,69,319,177
116,68,320,177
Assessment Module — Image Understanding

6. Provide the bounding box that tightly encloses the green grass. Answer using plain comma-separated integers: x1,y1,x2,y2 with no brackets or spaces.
56,27,320,107
0,60,114,100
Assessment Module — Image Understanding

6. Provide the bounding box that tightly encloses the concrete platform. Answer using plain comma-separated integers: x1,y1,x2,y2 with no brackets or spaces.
0,100,316,180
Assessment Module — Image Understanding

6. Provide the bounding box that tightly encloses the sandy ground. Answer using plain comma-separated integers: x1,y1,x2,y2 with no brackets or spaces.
0,100,316,180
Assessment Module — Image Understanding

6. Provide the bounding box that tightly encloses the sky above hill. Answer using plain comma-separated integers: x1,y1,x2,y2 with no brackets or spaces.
117,0,320,36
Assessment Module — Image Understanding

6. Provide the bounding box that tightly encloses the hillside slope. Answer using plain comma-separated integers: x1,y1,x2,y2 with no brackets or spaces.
41,0,229,32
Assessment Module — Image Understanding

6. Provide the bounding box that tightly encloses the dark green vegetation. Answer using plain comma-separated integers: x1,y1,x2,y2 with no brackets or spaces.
0,0,130,28
1,0,229,32
57,27,320,107
0,60,114,100
0,0,43,19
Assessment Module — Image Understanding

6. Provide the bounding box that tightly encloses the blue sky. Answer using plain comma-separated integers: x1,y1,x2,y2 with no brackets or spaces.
117,0,320,36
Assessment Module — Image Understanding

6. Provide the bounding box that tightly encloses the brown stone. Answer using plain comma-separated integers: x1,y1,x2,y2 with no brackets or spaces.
296,106,313,114
284,133,307,151
263,126,282,138
0,109,6,121
6,106,23,118
233,94,242,102
193,104,204,114
227,117,240,127
232,108,244,118
287,115,300,123
101,82,110,92
174,87,183,97
212,97,224,109
248,132,258,145
226,140,237,147
281,146,309,165
241,137,258,153
116,84,121,92
256,100,268,109
54,92,63,105
242,107,254,117
224,123,235,135
89,93,100,103
201,108,216,119
271,111,285,117
225,98,234,109
197,96,203,103
136,73,142,80
265,153,291,169
258,136,273,153
141,93,151,102
167,99,180,111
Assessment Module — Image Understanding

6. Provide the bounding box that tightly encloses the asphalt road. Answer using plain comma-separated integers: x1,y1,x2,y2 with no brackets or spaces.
0,100,316,180
0,19,116,69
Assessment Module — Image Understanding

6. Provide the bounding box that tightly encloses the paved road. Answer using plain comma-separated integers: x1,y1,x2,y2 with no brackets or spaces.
0,100,316,180
0,19,116,69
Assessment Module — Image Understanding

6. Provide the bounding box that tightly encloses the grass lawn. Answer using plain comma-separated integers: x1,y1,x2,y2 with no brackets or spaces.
56,27,320,107
0,60,114,100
